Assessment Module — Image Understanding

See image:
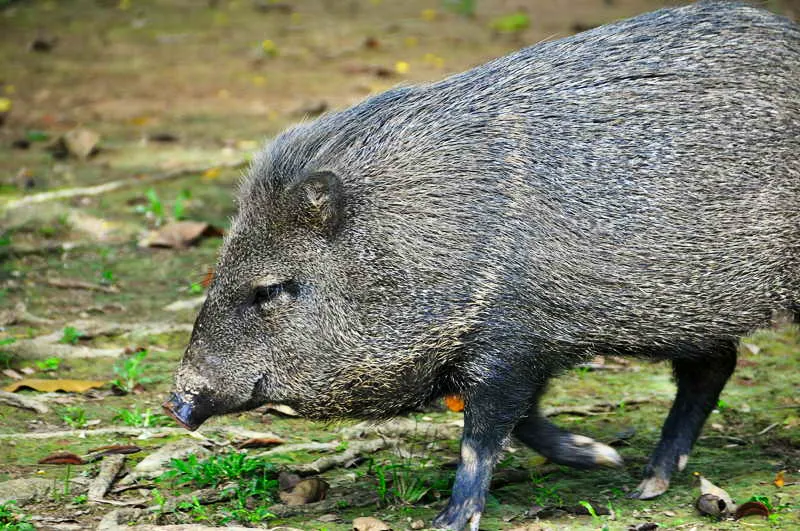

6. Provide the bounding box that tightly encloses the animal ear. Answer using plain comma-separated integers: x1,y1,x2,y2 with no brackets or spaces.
287,170,344,236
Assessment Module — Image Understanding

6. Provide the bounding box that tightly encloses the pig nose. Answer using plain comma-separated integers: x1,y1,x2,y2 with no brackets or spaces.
162,393,207,431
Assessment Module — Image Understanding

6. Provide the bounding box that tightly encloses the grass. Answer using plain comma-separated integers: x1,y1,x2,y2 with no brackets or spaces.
0,502,35,531
113,405,172,427
158,451,280,526
111,349,153,394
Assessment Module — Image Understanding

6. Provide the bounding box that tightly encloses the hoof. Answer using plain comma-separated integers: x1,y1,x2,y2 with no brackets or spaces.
629,476,670,500
570,435,624,468
433,505,482,531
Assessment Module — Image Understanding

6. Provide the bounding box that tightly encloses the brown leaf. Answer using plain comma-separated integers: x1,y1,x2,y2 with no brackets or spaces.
696,493,730,518
4,378,106,393
139,221,224,249
39,451,85,465
735,500,771,519
87,444,142,458
62,128,100,159
237,437,286,449
279,478,329,506
352,516,392,531
694,472,735,511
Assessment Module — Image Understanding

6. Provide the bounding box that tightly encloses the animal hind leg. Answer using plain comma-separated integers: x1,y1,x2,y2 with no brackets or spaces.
513,388,623,469
630,340,737,499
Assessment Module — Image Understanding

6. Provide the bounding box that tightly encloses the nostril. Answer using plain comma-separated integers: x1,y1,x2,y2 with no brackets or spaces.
163,393,201,431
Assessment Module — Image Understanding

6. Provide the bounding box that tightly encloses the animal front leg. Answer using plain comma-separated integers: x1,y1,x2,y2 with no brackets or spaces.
432,374,533,530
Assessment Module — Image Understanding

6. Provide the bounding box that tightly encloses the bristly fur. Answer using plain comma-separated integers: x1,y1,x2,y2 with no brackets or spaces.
170,2,799,527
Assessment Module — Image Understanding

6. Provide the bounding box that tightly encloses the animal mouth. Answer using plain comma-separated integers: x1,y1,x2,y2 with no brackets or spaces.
162,392,209,431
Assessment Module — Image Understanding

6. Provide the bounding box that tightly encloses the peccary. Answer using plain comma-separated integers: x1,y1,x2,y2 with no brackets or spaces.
165,2,800,529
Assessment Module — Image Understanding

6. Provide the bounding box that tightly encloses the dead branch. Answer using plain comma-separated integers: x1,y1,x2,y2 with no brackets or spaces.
543,397,654,417
287,438,394,475
0,303,55,327
89,454,127,502
0,390,50,413
254,441,342,458
99,507,254,531
0,427,203,440
268,491,379,518
44,277,120,293
3,158,248,212
340,417,461,440
3,319,193,360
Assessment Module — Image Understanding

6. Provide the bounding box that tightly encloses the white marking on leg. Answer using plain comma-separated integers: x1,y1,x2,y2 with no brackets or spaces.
678,454,689,472
460,442,479,475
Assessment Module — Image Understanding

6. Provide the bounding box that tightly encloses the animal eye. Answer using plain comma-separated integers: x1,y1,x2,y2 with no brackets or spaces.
252,280,299,307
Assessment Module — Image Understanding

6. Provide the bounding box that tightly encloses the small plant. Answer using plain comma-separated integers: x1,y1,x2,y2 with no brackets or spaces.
145,188,164,221
36,357,61,372
71,494,88,505
60,326,84,345
114,405,171,427
177,496,209,522
61,406,88,428
0,338,16,369
371,461,450,506
0,501,36,531
531,472,563,506
189,282,204,295
101,269,114,283
161,452,279,525
489,12,530,35
111,350,153,393
173,189,191,220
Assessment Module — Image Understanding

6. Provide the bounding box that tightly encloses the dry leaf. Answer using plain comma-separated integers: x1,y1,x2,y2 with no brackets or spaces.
237,437,286,449
734,500,771,519
696,493,729,518
39,451,85,465
86,444,142,460
2,369,23,380
694,472,735,517
444,394,465,412
353,516,392,531
774,470,785,488
4,378,106,393
62,128,100,159
279,478,329,505
139,221,223,249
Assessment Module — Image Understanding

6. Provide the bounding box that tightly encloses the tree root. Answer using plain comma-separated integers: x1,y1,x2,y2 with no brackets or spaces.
0,390,50,414
3,159,248,212
286,438,394,475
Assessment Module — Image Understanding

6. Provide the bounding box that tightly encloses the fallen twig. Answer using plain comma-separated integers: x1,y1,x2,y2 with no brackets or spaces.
89,454,126,502
254,441,342,458
287,438,394,475
0,427,203,440
0,390,50,413
756,423,779,436
267,491,379,518
3,158,248,211
3,319,193,360
0,303,55,327
44,277,120,294
340,417,461,440
543,397,654,417
99,508,254,531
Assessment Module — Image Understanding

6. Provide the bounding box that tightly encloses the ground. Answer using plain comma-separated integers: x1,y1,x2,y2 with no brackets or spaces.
0,0,799,530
